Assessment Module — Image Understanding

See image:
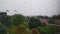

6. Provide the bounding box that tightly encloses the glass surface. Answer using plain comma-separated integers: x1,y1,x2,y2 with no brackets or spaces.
0,0,60,34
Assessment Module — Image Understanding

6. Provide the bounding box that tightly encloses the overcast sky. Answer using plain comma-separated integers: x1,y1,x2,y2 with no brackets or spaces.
0,0,60,16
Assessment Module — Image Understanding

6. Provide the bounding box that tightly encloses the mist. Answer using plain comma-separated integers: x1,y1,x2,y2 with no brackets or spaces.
0,0,60,16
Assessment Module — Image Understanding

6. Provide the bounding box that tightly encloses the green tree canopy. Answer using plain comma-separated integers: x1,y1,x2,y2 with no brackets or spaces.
10,14,26,26
0,12,10,26
28,17,41,29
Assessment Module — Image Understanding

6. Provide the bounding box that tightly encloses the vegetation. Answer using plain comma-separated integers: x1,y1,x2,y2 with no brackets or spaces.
28,17,41,29
0,12,57,34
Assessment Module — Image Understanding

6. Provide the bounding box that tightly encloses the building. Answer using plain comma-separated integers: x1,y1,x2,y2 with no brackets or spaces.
39,17,49,25
54,19,60,25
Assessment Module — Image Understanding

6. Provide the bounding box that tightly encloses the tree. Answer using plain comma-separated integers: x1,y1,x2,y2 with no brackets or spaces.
0,12,10,26
0,28,7,34
52,15,60,19
10,14,26,26
44,16,48,18
52,15,56,19
38,15,44,18
28,17,41,29
0,23,7,34
56,15,60,19
31,28,40,34
15,25,26,34
48,19,54,24
0,12,10,34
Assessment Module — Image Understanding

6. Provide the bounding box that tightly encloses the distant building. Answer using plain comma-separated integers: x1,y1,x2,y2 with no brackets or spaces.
54,19,60,25
39,17,49,25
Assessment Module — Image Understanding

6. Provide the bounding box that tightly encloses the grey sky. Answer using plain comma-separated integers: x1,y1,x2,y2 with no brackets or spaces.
0,0,60,16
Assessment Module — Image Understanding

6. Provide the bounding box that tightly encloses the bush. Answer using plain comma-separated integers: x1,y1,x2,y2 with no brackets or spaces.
37,26,55,34
31,28,40,34
28,17,41,29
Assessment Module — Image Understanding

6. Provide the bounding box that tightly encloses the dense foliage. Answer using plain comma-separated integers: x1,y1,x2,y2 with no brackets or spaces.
28,17,41,29
0,12,56,34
